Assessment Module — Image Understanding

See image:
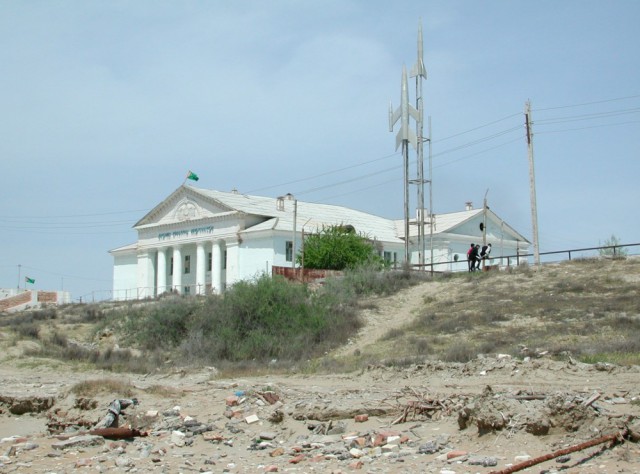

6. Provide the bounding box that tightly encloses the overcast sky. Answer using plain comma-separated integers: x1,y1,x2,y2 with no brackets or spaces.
1,1,639,301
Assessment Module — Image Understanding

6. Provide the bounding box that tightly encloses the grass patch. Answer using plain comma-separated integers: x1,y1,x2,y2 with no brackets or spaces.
143,384,184,398
70,378,135,397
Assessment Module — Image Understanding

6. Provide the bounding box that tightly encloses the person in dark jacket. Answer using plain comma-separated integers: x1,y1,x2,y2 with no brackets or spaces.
469,244,480,271
467,243,475,272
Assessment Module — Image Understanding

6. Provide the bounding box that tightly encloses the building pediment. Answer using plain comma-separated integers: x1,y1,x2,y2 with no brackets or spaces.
134,186,237,229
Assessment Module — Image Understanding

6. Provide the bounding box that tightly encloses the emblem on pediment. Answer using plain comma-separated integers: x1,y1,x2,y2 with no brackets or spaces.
175,201,198,221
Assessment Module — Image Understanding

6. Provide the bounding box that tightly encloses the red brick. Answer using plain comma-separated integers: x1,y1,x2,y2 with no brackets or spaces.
447,450,468,459
225,395,239,406
289,454,305,464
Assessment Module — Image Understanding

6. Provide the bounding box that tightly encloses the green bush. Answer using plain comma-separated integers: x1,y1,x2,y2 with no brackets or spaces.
300,225,384,270
121,298,200,350
172,274,362,363
599,234,628,258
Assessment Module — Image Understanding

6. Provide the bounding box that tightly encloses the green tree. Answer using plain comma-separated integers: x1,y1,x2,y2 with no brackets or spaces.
599,234,628,258
299,225,383,270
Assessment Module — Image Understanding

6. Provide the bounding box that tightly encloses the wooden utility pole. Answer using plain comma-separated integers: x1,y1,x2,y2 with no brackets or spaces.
524,100,540,265
292,199,297,271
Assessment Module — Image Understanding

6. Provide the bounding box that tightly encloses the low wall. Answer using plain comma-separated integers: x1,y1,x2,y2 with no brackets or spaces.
272,266,342,283
0,291,32,312
0,290,71,313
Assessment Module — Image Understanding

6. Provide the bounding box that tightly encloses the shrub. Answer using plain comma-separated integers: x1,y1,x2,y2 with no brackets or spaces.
173,274,362,364
599,234,628,258
121,298,200,350
300,225,384,270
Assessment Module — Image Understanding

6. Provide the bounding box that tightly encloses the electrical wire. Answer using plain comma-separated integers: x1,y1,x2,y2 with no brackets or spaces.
533,94,640,112
536,120,640,135
5,94,638,227
534,107,640,125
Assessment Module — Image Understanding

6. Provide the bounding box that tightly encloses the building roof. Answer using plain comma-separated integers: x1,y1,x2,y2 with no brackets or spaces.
126,185,528,250
193,187,404,243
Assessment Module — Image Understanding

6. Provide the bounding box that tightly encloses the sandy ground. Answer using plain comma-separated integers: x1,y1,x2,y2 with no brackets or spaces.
1,277,640,473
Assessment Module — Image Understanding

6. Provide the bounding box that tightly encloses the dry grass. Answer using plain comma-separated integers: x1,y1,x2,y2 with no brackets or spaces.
373,257,640,365
70,378,136,397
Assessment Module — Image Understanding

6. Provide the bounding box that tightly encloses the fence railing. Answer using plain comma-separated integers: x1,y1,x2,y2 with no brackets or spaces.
414,242,640,272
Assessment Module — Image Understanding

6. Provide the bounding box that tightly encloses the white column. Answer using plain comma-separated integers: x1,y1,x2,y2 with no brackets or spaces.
225,240,239,287
196,241,206,295
137,251,155,299
172,246,182,294
211,240,223,294
157,248,167,296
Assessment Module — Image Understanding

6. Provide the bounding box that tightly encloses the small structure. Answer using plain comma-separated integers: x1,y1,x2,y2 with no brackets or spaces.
0,289,71,313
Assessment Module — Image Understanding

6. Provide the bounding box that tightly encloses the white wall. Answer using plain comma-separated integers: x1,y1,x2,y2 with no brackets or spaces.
238,236,277,281
113,252,138,300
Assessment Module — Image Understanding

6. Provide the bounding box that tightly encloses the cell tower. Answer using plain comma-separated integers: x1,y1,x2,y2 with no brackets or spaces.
389,20,430,269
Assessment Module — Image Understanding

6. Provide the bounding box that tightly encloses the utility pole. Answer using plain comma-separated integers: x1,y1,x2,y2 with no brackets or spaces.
483,189,489,246
428,116,434,275
292,199,297,271
524,100,540,265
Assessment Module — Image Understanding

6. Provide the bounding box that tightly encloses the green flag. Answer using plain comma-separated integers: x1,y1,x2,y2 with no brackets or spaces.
186,171,199,182
25,277,35,284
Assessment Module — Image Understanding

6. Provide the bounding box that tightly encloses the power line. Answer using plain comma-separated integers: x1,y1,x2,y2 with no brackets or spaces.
0,209,148,219
246,152,400,195
533,94,640,112
7,95,637,224
536,120,640,135
18,264,112,282
434,112,521,143
535,106,640,125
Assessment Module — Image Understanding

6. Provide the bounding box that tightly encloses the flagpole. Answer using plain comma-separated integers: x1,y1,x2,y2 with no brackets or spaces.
17,264,21,290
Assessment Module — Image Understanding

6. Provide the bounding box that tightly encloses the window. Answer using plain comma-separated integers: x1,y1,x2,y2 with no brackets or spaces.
184,286,190,295
223,250,227,269
170,257,174,276
384,251,398,267
285,241,293,262
208,252,212,271
184,255,191,274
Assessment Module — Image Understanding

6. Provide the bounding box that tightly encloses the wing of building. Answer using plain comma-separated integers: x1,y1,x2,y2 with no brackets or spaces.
109,185,530,300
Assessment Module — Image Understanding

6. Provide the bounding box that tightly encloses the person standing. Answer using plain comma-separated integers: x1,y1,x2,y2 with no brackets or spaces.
467,243,475,272
469,244,480,271
480,243,492,270
474,244,482,271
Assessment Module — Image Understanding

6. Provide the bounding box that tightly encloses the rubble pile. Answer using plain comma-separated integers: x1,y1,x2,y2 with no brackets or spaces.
1,358,639,472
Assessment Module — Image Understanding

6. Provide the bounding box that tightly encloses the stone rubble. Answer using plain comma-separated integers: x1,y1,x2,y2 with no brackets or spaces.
1,359,639,472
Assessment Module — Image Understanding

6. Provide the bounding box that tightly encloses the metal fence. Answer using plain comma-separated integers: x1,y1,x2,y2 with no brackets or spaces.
416,242,640,273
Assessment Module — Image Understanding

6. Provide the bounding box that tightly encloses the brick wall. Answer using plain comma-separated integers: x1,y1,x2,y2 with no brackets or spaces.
37,292,58,304
272,266,342,283
0,292,31,312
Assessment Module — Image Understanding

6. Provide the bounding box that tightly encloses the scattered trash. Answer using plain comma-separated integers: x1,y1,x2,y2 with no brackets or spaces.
93,399,139,429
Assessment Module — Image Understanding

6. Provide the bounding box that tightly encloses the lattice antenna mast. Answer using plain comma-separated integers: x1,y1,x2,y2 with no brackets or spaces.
389,65,419,265
409,20,428,271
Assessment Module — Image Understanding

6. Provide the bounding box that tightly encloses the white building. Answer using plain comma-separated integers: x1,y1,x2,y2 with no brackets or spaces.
110,185,529,300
